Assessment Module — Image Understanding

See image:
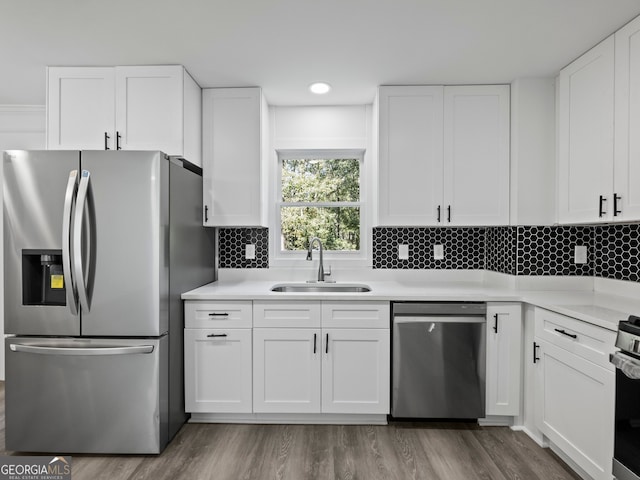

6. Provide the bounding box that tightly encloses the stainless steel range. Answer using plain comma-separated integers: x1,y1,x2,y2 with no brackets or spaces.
611,316,640,480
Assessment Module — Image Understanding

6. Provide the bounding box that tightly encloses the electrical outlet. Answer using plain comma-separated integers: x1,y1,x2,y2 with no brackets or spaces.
433,244,444,260
245,244,256,260
398,244,409,260
574,245,587,264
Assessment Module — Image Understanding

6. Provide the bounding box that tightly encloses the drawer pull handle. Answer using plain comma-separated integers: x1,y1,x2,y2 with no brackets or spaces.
554,328,577,339
599,195,607,217
207,333,228,338
208,313,229,317
614,193,622,217
533,342,540,364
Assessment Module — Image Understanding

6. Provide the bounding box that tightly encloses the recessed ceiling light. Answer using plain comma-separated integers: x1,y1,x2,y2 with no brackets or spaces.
309,82,331,95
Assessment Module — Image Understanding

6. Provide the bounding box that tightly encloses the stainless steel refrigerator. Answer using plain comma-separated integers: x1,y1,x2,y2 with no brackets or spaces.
3,150,215,454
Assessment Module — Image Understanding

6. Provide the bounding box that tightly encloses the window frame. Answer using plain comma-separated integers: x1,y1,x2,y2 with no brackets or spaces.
272,149,368,265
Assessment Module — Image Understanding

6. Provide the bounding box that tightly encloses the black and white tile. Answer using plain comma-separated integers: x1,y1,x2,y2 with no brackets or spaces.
516,226,593,276
218,228,269,268
485,226,517,275
594,223,640,282
373,227,485,269
217,223,640,285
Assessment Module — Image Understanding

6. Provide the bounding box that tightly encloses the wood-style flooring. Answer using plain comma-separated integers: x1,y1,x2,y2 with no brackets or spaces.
0,382,580,480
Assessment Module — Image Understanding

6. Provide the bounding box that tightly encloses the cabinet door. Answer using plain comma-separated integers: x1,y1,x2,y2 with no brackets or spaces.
321,328,390,414
184,328,252,413
485,303,522,416
47,67,115,150
114,66,184,155
253,328,321,413
378,86,444,226
615,16,640,221
443,85,510,226
202,87,265,226
534,339,615,480
558,36,615,223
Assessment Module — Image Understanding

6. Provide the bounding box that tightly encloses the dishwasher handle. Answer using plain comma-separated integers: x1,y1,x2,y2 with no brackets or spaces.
393,316,486,324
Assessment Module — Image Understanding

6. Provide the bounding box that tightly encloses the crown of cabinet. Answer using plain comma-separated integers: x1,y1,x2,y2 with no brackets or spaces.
46,65,202,166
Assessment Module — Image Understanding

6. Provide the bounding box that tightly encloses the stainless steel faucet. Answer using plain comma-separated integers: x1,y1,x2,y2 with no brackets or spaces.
306,237,331,282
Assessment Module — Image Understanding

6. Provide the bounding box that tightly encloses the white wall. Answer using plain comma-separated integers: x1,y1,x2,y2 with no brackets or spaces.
510,78,557,225
0,105,46,380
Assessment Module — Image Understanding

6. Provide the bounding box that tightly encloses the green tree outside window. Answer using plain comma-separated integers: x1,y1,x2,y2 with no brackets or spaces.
280,157,361,251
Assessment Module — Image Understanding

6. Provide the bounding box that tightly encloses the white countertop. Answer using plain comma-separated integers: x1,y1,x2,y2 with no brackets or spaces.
182,279,640,331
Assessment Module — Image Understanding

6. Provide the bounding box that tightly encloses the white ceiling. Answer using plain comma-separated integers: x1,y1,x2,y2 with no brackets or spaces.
3,0,640,106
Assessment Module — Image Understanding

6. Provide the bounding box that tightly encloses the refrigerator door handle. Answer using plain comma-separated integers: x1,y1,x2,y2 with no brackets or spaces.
62,170,79,316
9,344,154,356
73,170,96,313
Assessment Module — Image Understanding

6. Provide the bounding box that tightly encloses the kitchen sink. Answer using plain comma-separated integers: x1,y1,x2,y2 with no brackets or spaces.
270,283,371,293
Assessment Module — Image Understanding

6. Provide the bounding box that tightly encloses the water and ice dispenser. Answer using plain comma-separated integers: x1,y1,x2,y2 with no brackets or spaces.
22,250,66,306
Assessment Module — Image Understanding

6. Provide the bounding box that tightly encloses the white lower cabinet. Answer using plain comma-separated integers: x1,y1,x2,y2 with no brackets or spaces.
322,328,390,414
184,301,253,413
252,301,390,415
485,303,522,416
184,328,252,413
533,308,616,480
253,328,321,413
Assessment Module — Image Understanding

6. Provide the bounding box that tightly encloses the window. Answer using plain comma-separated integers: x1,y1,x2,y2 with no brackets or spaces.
277,151,363,256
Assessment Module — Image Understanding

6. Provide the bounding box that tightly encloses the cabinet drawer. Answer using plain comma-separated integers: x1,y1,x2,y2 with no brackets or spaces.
535,308,616,370
185,301,252,329
253,301,321,328
321,302,390,328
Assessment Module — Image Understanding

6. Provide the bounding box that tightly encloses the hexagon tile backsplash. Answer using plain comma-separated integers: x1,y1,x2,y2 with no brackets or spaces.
372,227,485,269
594,223,640,282
218,224,640,283
373,224,640,282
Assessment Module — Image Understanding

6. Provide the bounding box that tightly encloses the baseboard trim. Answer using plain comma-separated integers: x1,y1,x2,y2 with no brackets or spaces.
189,412,388,425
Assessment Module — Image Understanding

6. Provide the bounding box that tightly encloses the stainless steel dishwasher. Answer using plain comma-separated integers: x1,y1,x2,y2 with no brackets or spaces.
391,302,487,419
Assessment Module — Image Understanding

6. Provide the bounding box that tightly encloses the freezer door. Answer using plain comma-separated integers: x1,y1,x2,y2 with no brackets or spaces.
5,336,169,454
3,150,81,335
79,151,168,336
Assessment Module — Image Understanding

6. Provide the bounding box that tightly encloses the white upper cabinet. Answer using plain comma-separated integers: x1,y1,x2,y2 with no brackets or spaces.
377,85,510,226
558,23,640,225
46,67,115,151
202,87,268,227
378,86,444,225
615,16,640,221
558,36,615,223
46,65,202,165
443,86,510,226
